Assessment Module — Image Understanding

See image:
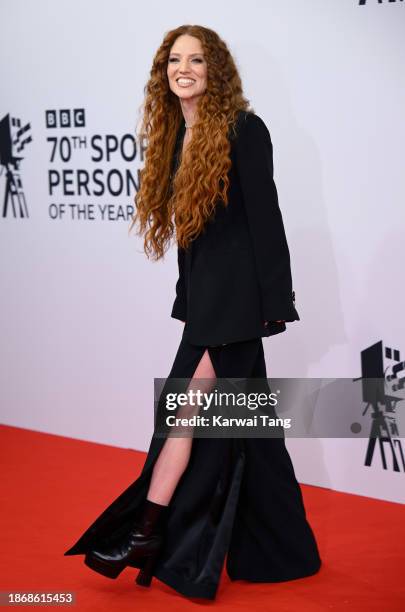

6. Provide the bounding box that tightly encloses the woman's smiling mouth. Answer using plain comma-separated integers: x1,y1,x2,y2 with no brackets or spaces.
176,78,196,87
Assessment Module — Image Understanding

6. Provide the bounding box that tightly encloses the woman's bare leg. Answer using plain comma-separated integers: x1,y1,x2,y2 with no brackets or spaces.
146,348,216,505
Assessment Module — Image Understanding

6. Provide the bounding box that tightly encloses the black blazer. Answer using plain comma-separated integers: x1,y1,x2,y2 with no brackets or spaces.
170,110,299,347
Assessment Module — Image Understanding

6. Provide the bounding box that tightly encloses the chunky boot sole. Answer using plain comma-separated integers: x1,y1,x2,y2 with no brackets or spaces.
135,550,160,587
84,552,126,579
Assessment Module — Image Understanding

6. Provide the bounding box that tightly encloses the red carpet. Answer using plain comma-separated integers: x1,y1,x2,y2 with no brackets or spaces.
1,424,404,611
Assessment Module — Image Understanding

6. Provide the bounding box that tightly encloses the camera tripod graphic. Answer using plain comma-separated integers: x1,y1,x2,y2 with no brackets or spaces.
354,340,405,472
0,113,32,218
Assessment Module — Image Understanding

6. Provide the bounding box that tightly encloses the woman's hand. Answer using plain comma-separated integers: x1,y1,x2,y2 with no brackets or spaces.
264,320,285,326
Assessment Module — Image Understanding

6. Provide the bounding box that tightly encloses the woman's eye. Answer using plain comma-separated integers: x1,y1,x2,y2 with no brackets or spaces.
168,57,203,63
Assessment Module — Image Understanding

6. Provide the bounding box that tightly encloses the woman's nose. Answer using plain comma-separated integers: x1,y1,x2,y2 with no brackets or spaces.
178,61,191,73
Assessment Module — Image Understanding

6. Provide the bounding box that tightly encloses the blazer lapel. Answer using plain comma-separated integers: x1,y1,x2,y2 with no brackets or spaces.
170,120,194,293
171,120,186,178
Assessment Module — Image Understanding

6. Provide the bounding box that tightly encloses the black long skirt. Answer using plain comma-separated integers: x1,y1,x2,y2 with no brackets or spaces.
64,332,321,600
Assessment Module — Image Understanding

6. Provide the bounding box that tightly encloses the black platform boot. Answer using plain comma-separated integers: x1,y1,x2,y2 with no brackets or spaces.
84,498,169,587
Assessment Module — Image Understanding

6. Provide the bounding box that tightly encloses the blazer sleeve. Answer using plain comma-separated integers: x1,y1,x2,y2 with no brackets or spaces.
235,113,300,323
171,245,187,321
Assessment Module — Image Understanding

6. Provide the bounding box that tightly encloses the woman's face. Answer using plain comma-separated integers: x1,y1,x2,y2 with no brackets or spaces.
167,34,207,101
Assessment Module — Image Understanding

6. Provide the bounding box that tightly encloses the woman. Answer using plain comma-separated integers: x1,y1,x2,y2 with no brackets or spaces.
64,25,321,600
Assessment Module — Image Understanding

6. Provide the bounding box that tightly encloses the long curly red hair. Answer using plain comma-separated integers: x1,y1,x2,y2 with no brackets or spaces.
129,25,252,260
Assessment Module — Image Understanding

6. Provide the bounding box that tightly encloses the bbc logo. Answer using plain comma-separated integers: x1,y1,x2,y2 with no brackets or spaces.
46,109,86,128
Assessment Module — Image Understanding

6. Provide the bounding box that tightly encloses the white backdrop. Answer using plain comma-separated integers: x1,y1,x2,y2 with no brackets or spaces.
1,0,404,503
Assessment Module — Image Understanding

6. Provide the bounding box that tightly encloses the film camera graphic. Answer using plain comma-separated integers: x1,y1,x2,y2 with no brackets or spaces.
0,113,32,218
354,340,405,472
